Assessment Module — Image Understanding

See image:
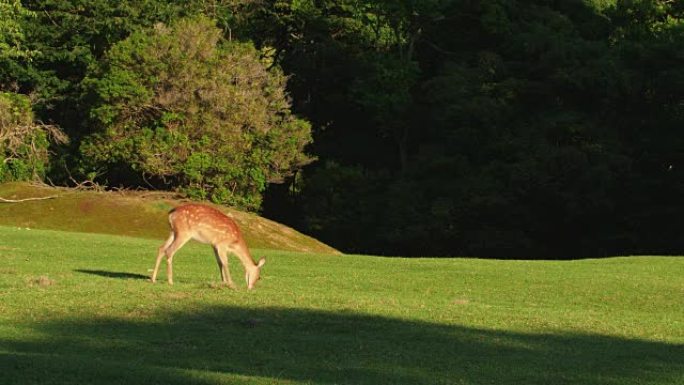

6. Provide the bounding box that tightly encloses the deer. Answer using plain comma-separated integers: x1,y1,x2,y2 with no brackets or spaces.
151,203,266,290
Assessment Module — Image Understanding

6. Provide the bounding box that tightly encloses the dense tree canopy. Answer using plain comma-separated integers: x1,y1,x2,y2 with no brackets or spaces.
1,0,683,258
0,0,35,61
0,1,66,182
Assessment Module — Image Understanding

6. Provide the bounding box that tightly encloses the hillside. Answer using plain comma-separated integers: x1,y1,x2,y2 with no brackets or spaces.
0,182,338,254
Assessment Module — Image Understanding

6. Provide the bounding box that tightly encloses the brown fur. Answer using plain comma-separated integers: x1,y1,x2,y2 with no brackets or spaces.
151,204,265,289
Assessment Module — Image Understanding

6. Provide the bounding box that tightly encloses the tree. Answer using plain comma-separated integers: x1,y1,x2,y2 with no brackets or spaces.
0,0,37,92
0,1,67,183
0,92,67,182
0,0,35,61
81,16,313,209
295,0,633,257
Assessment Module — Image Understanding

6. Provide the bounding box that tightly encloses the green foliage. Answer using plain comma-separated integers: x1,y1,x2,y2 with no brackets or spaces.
301,161,386,251
11,0,221,143
268,0,684,258
81,16,313,210
0,92,66,182
0,0,36,60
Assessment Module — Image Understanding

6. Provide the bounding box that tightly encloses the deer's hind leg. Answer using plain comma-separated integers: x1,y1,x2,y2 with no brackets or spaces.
152,232,174,283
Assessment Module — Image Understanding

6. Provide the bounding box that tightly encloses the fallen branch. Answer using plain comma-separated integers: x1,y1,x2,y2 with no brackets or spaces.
0,195,57,203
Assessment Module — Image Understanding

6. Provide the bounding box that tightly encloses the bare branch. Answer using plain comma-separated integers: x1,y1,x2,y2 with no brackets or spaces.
0,195,57,203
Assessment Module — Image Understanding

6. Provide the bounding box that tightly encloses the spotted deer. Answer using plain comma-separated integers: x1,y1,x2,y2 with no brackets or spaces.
151,204,266,289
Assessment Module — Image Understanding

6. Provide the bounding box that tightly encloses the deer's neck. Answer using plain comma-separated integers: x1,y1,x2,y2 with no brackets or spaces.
233,246,257,270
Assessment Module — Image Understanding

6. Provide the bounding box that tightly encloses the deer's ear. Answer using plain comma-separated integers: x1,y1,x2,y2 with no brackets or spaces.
257,258,266,268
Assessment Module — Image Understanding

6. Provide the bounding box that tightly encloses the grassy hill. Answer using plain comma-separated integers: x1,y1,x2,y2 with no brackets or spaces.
0,182,338,254
0,226,682,385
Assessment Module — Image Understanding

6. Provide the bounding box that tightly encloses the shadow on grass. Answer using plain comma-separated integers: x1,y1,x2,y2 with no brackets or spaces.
1,306,682,385
74,269,149,280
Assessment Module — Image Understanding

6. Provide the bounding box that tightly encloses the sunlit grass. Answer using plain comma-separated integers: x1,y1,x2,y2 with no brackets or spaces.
0,226,682,384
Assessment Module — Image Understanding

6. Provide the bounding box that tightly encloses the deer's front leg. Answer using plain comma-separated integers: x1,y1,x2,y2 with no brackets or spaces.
214,246,236,289
163,232,191,285
152,233,174,283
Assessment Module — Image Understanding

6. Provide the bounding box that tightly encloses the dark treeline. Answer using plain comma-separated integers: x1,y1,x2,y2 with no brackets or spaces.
1,0,684,258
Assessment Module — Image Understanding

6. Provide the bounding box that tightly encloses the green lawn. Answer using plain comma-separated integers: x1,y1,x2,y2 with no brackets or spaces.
0,225,682,385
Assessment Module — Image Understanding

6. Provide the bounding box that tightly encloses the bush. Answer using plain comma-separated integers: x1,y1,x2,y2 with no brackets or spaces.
0,92,67,182
81,16,313,210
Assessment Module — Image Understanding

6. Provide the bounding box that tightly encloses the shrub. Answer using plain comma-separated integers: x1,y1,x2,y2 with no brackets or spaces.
0,92,67,182
81,16,313,210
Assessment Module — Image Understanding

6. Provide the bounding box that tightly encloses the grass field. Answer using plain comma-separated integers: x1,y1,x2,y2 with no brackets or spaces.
0,225,682,385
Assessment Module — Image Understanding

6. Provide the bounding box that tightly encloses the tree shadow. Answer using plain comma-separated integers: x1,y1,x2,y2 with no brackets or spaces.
74,269,149,280
0,306,682,385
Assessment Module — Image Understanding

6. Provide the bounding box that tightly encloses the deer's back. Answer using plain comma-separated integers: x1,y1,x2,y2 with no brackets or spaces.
169,204,242,245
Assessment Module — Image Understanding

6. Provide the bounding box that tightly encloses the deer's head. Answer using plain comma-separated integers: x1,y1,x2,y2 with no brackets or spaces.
246,258,266,290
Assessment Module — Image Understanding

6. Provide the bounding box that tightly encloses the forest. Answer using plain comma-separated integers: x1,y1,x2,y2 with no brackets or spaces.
1,0,683,259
